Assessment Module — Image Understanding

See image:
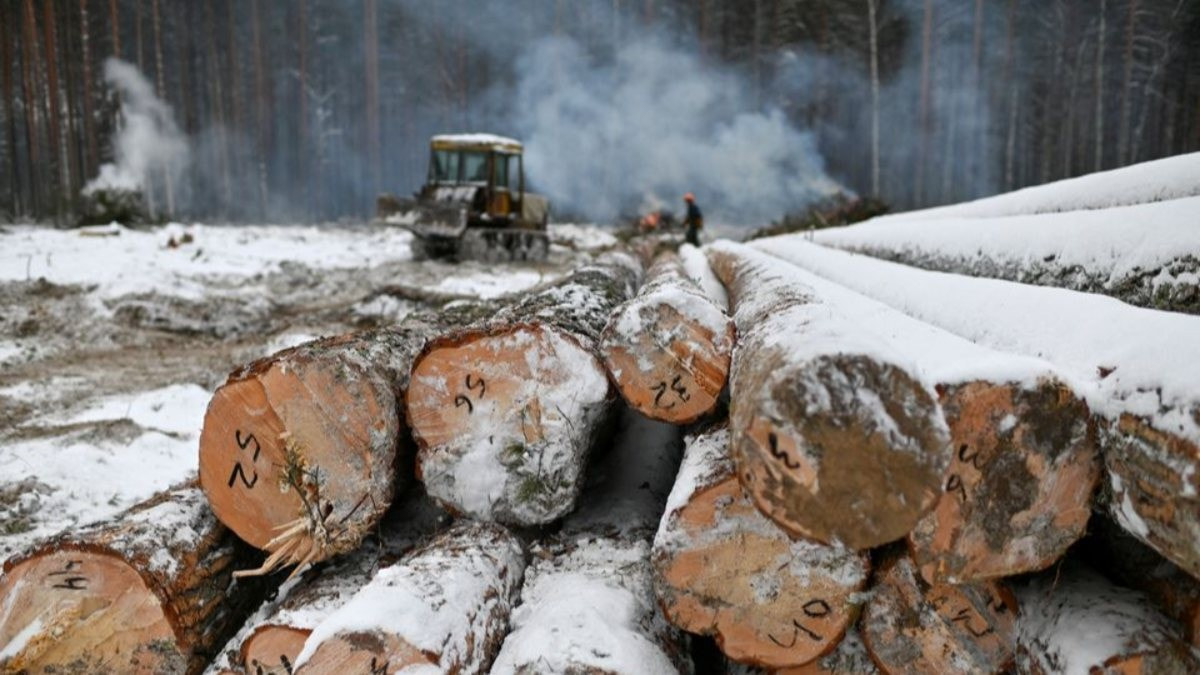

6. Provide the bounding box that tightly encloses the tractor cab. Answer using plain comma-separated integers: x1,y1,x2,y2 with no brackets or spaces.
426,134,528,226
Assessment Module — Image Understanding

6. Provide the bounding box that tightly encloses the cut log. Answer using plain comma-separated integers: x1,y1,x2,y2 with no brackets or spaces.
705,241,951,549
199,311,463,575
0,484,267,674
812,198,1200,314
293,520,525,674
601,251,734,424
723,628,879,675
909,379,1097,583
1015,564,1200,674
1084,516,1200,647
755,237,1200,578
860,553,1017,675
407,255,640,526
652,424,869,669
492,406,692,673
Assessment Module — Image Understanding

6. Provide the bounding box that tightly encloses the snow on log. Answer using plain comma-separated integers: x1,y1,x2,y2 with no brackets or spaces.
755,237,1200,578
491,407,692,674
679,242,729,309
207,489,449,674
601,251,734,424
705,241,951,550
875,153,1200,221
812,197,1200,314
1015,565,1200,674
860,553,1017,674
0,484,267,674
652,424,868,669
407,255,640,526
199,312,463,574
292,520,525,674
741,245,1098,582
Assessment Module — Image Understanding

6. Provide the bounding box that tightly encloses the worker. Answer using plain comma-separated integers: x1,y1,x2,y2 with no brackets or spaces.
683,193,703,246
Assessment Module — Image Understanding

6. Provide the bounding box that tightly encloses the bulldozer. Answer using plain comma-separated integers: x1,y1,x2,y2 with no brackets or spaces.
376,134,551,262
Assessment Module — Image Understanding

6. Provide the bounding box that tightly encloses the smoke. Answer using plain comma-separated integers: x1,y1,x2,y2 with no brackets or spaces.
509,35,846,224
83,58,188,197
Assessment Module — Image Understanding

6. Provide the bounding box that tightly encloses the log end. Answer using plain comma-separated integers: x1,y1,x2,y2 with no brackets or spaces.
0,549,185,673
409,325,610,525
602,294,733,424
910,379,1098,583
732,353,950,550
295,630,435,674
241,625,312,674
199,351,397,563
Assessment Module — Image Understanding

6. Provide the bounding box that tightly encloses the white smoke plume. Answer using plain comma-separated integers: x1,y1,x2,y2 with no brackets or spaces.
510,35,847,225
83,58,188,196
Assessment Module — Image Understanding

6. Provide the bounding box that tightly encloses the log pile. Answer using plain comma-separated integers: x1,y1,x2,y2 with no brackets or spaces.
5,228,1200,674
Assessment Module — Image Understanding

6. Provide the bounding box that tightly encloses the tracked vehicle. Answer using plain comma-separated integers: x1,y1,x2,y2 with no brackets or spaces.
376,134,551,262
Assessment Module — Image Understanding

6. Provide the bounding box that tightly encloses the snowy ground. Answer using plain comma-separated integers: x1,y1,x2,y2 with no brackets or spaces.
0,222,599,558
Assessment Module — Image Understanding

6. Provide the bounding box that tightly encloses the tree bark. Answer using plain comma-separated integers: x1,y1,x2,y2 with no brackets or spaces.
653,424,869,669
909,379,1096,584
251,0,269,217
0,484,268,675
20,0,42,214
293,521,526,674
79,0,97,182
199,312,462,575
407,256,639,526
705,241,950,550
41,0,65,213
866,0,880,197
1,4,22,215
1094,0,1107,172
364,0,381,204
861,553,1017,675
601,252,734,425
1015,564,1200,674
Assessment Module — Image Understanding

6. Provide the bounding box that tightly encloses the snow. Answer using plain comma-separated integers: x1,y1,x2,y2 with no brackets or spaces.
0,617,41,661
679,243,728,309
53,383,209,437
812,197,1200,306
549,223,620,252
491,537,679,675
879,152,1200,221
0,222,413,302
431,133,522,148
753,237,1200,446
1015,566,1190,674
293,521,524,672
432,268,550,299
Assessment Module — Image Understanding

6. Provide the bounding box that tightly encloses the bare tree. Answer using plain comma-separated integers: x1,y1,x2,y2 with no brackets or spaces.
867,0,880,197
1094,0,1107,171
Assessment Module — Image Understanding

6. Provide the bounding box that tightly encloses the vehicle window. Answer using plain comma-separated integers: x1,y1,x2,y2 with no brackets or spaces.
462,151,489,183
508,155,520,191
431,150,459,183
494,153,509,190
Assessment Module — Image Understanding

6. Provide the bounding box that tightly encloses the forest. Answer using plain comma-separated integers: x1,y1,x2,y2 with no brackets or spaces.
1,0,1198,225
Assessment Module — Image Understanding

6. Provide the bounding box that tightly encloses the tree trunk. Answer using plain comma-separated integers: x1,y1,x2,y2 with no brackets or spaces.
1118,0,1137,165
0,484,269,675
108,0,118,56
1,4,22,215
705,241,950,550
1094,0,1107,172
1015,564,1200,674
153,0,174,215
861,553,1017,674
199,313,461,575
866,0,880,197
653,424,869,669
601,252,734,425
79,0,97,181
364,0,381,205
914,0,933,205
20,0,42,214
41,0,65,215
251,0,269,217
293,521,525,674
408,256,639,526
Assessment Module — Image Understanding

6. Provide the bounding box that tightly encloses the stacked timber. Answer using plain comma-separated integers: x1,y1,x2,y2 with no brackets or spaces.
491,408,692,673
0,484,267,674
406,254,640,526
601,251,734,424
197,309,479,575
756,237,1200,579
706,240,951,550
653,424,869,669
292,520,525,674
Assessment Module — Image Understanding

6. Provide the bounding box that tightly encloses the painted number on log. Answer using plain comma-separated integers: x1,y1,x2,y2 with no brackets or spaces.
47,559,87,591
768,432,801,470
651,374,691,409
932,593,995,638
228,429,261,489
945,445,983,503
768,598,831,647
455,374,487,414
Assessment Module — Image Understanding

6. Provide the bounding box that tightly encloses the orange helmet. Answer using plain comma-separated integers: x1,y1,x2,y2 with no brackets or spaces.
683,192,695,202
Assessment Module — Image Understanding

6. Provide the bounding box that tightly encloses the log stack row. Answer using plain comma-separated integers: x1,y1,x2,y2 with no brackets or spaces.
3,235,1200,674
